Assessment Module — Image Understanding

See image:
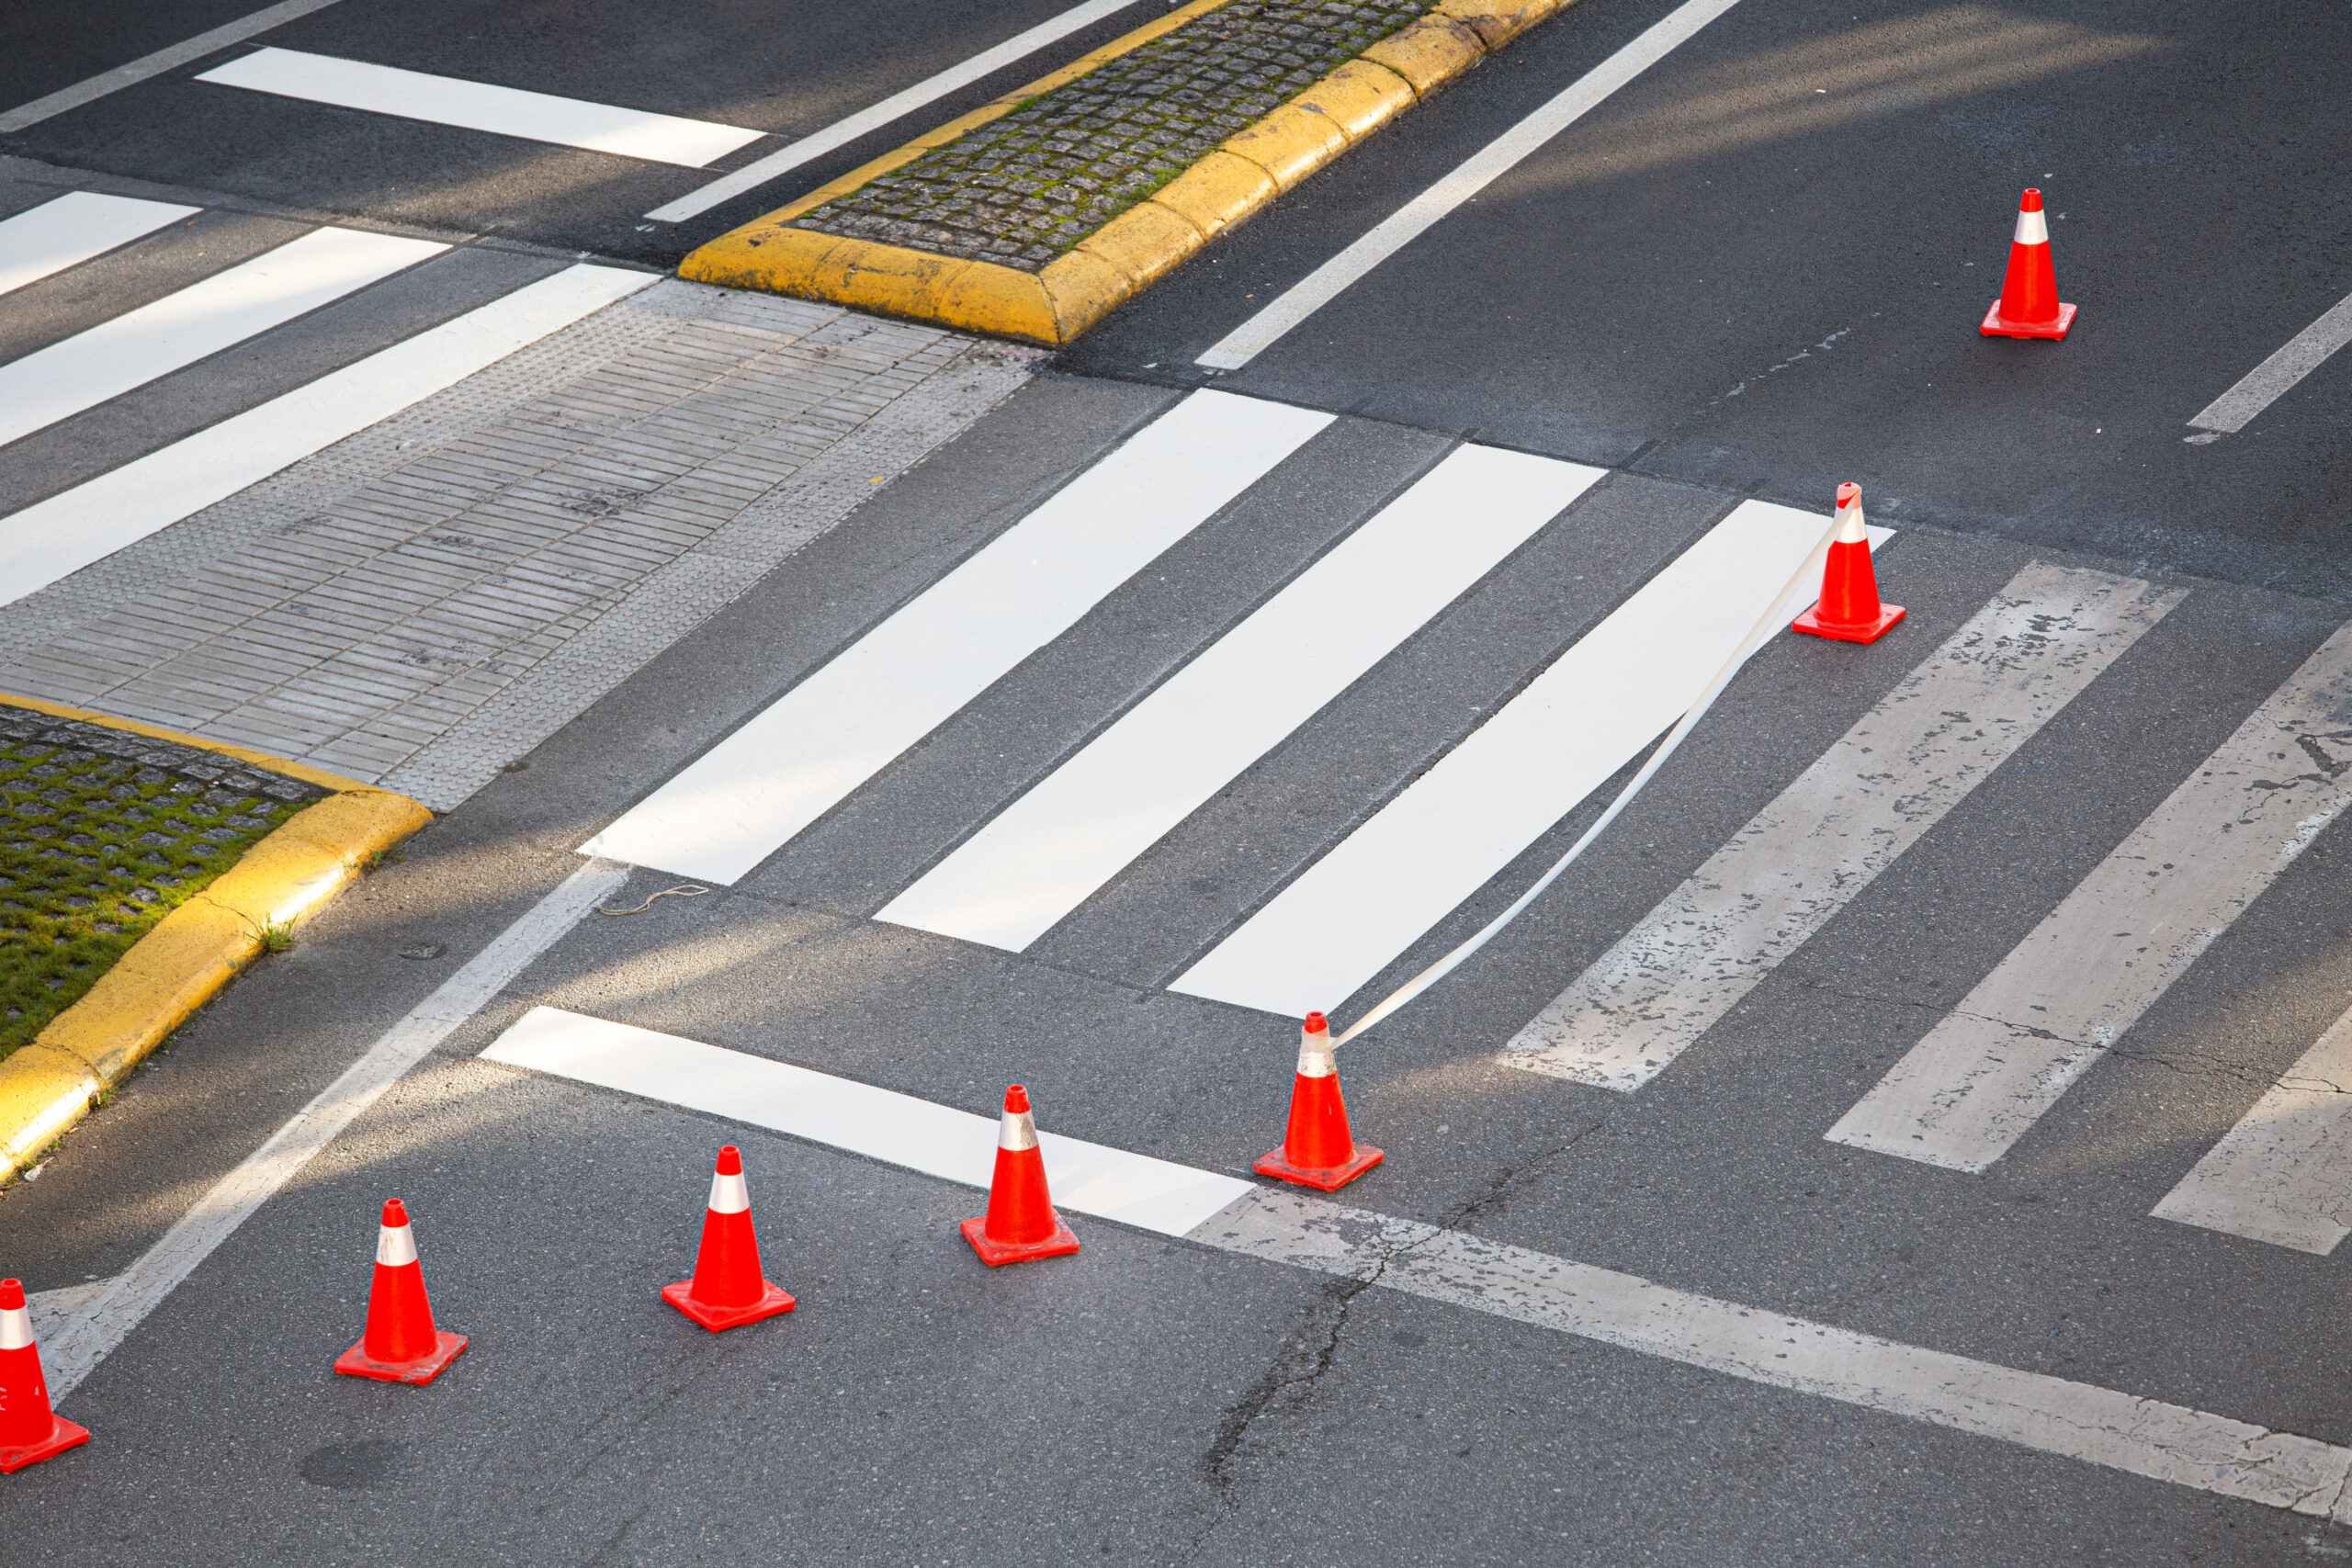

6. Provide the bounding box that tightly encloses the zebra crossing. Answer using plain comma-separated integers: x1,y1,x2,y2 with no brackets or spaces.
581,387,2352,1263
0,186,653,604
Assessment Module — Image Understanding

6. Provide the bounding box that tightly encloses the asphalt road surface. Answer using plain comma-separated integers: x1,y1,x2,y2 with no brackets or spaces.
6,2,2352,1565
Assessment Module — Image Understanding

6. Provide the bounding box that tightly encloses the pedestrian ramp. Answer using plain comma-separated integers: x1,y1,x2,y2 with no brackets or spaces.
580,385,2352,1258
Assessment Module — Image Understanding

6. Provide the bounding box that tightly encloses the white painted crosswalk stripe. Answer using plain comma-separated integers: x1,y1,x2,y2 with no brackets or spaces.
1504,563,2182,1090
0,262,658,606
0,224,444,452
0,191,197,299
488,1005,2352,1525
1829,620,2352,1173
1170,499,1838,1021
198,48,764,168
580,390,1335,885
876,444,1604,953
2151,998,2352,1254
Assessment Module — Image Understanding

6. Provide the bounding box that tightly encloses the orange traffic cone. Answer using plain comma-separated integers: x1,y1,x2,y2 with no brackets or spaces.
663,1145,796,1331
1254,1012,1384,1191
0,1278,88,1473
335,1199,467,1384
1981,187,2075,340
962,1086,1080,1266
1792,483,1904,644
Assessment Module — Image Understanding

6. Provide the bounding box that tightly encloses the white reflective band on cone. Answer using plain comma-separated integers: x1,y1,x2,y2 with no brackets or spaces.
1833,498,1869,545
1296,1037,1339,1078
707,1169,751,1213
0,1303,31,1351
2014,207,2049,245
375,1223,419,1268
999,1108,1039,1152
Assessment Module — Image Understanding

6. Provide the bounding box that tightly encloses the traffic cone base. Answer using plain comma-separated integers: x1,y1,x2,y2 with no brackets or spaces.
662,1278,796,1331
1980,299,2075,340
1254,1141,1384,1192
1792,599,1905,644
960,1213,1080,1268
334,1330,467,1385
0,1412,89,1474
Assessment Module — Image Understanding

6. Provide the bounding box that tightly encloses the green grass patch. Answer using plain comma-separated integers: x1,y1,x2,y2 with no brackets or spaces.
0,707,324,1060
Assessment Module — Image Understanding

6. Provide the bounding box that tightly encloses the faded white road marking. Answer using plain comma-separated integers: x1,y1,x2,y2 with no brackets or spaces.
481,1007,2352,1523
1505,563,2181,1090
1194,0,1745,370
2188,287,2352,437
1170,499,1838,1021
2153,997,2352,1254
0,225,444,451
1829,619,2352,1172
0,264,656,606
876,444,1602,952
0,192,196,299
580,389,1333,885
198,48,763,167
647,0,1153,221
39,860,628,1403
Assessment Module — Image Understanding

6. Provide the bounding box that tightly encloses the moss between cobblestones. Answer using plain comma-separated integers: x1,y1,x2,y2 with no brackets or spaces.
795,0,1432,270
0,706,323,1061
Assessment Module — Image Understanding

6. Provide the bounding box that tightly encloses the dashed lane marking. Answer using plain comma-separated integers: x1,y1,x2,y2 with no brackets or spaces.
646,0,1154,223
0,0,350,134
1504,562,2182,1090
0,262,657,607
876,443,1604,953
2187,286,2352,439
1170,498,1837,1021
579,389,1334,885
483,1006,2352,1525
1829,617,2352,1173
2153,995,2352,1254
0,192,197,299
197,48,766,168
0,225,444,451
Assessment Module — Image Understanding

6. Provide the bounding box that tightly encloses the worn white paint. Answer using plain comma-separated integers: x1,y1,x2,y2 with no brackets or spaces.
2153,997,2352,1253
1506,563,2182,1089
1829,620,2352,1172
876,444,1602,952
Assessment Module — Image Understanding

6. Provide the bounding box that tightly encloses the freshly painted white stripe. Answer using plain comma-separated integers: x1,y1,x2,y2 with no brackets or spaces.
38,859,628,1403
2152,997,2352,1254
0,224,444,452
0,263,655,605
1170,499,1838,1020
877,445,1605,952
482,1008,1253,1236
1505,564,2182,1090
198,48,763,169
579,390,1335,884
1194,0,1745,370
1205,1187,2352,1525
0,192,197,299
1828,621,2352,1173
0,0,351,133
646,0,1151,222
2188,287,2352,435
480,1005,2352,1521
374,1223,419,1267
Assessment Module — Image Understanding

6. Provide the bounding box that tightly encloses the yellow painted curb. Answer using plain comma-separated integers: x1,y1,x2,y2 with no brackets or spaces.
683,0,1580,344
0,701,432,1184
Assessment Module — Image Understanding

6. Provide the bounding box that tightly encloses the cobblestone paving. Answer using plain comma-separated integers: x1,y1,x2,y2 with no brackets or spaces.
0,281,1038,811
0,705,323,1058
796,0,1431,270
